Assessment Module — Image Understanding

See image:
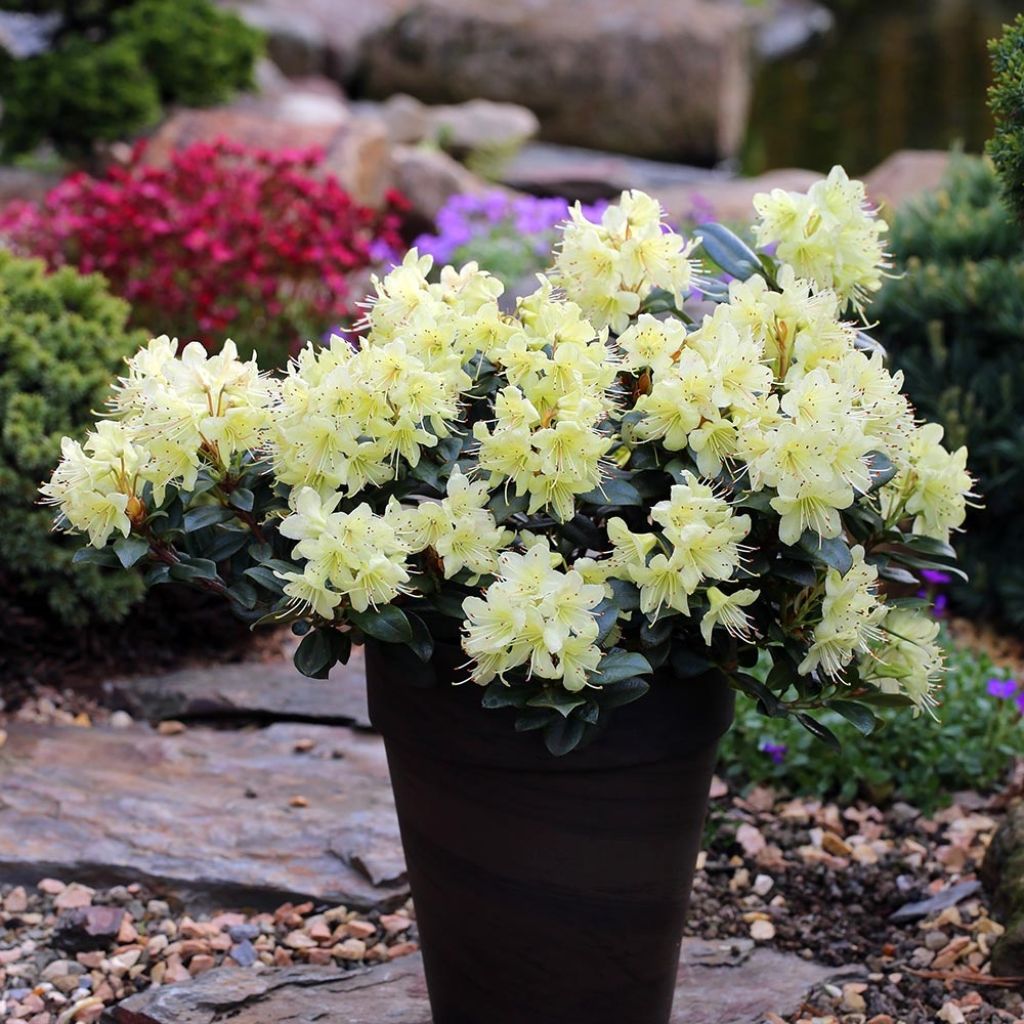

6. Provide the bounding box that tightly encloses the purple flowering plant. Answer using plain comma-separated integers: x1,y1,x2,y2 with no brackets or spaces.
415,192,608,288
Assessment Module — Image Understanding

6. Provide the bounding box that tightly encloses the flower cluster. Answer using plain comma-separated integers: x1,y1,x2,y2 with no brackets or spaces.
43,173,975,753
390,469,511,580
463,541,604,691
0,139,407,365
279,489,412,617
42,337,275,545
474,279,620,521
553,190,698,332
752,166,890,312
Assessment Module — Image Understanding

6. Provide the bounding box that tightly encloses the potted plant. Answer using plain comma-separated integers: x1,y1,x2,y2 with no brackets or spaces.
42,171,972,1024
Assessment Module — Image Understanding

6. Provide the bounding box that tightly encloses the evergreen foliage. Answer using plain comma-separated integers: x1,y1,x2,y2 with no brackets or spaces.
0,251,147,624
988,14,1024,223
0,0,262,159
871,156,1024,624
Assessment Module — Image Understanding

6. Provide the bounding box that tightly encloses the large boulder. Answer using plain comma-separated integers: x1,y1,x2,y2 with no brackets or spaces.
980,801,1024,977
358,0,759,164
143,78,393,208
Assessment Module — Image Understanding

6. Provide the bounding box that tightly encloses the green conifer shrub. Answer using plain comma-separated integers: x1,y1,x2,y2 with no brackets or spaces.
871,156,1024,625
0,0,262,160
0,250,147,624
988,13,1024,223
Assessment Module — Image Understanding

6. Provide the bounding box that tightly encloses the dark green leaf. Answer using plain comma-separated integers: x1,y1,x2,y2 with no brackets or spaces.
169,557,221,583
796,712,842,749
482,683,532,710
203,528,251,562
597,677,651,709
591,650,652,685
543,717,587,756
228,488,255,512
579,476,644,507
244,565,286,593
72,546,121,567
183,504,234,531
828,699,878,736
798,530,853,575
294,629,336,679
404,611,435,663
514,709,559,732
347,605,413,644
527,689,588,717
773,560,818,587
113,536,150,568
227,580,258,610
487,490,529,524
864,451,898,492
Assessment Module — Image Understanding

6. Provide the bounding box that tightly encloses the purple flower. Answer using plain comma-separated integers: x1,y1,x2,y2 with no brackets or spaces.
687,192,715,225
920,569,952,586
1016,692,1024,716
987,678,1019,699
759,739,788,765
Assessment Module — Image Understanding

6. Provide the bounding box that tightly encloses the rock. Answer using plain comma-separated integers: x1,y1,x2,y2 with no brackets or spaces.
55,885,96,910
142,80,393,207
223,0,416,85
501,141,727,203
54,907,125,953
108,651,370,730
0,166,59,206
359,0,759,164
0,721,405,912
110,940,834,1023
391,144,491,222
863,150,951,212
4,885,29,913
980,800,1024,976
889,879,982,923
376,94,539,154
657,167,822,225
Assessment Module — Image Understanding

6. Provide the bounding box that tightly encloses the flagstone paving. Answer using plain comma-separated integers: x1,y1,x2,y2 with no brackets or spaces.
109,941,837,1024
106,650,371,729
0,719,404,911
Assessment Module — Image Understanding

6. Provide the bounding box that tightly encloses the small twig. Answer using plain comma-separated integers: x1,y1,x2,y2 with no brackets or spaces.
905,967,1024,988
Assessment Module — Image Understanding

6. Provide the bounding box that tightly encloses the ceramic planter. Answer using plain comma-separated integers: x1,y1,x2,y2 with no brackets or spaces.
366,641,734,1024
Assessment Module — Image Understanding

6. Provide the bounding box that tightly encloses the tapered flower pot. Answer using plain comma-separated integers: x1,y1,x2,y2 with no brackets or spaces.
365,641,735,1024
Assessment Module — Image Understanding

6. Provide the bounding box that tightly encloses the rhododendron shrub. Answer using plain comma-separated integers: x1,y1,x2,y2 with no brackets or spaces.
44,171,974,755
0,140,408,366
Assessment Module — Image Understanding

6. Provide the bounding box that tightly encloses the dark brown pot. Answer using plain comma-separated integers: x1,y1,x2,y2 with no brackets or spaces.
365,641,734,1024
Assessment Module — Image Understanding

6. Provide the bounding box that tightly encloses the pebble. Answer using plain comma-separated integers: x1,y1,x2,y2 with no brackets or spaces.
750,918,776,942
230,940,257,967
752,874,774,897
108,711,134,728
156,720,186,736
923,929,948,950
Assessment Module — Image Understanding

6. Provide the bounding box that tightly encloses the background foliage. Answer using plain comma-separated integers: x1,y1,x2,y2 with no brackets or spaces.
0,140,408,366
0,0,262,159
988,13,1024,224
0,250,147,625
718,634,1021,812
871,155,1024,625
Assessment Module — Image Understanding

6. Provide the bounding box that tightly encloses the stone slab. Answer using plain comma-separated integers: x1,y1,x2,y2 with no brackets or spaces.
500,141,728,203
107,648,371,729
109,941,835,1023
0,721,405,911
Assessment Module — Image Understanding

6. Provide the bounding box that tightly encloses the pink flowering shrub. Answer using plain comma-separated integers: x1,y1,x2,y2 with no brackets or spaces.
0,139,409,365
